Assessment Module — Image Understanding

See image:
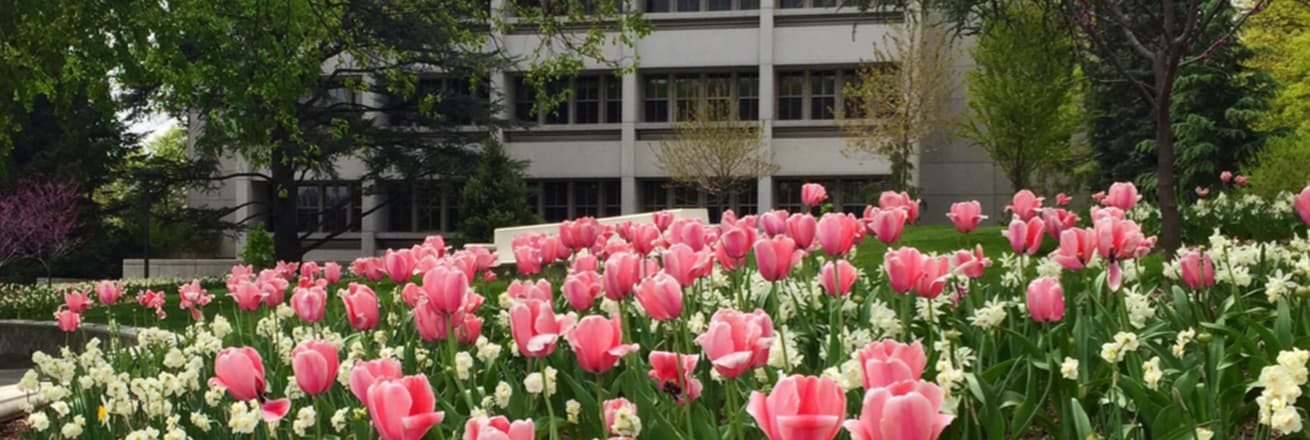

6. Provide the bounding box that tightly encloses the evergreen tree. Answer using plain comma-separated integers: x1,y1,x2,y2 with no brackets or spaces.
458,140,538,243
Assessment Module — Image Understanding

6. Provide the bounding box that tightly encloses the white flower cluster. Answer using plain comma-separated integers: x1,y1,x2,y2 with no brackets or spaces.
967,299,1008,330
609,403,642,437
1100,332,1139,363
1256,349,1310,435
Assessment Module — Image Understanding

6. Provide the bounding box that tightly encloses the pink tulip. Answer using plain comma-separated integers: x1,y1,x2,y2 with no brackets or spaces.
631,223,661,255
1235,175,1248,187
786,213,817,249
421,266,470,314
662,243,710,287
1051,227,1096,270
1103,182,1143,211
507,279,552,303
950,245,991,279
562,270,603,311
884,247,926,295
384,249,415,283
365,375,446,440
1001,217,1045,255
299,261,320,279
570,254,599,274
604,252,642,300
1005,190,1044,221
842,380,954,440
801,183,828,208
762,210,790,237
1041,208,1079,238
636,272,683,321
867,208,907,245
231,280,265,311
695,308,774,378
290,286,327,323
292,340,339,395
748,375,847,440
95,281,123,305
350,358,404,403
1195,187,1209,198
342,283,380,331
1091,191,1106,203
324,261,342,284
1094,217,1154,291
817,213,859,256
352,257,385,281
720,226,754,260
63,291,92,314
1090,206,1125,222
567,315,640,373
509,299,575,357
178,280,213,320
652,210,675,232
561,217,602,251
648,351,702,405
1026,277,1065,322
210,347,291,421
1056,193,1071,206
54,309,80,332
464,415,534,440
514,246,543,276
945,201,986,234
754,235,799,282
878,191,921,224
1296,184,1310,226
415,301,484,344
1220,171,1233,184
604,398,638,435
820,260,858,296
855,340,926,390
1179,249,1216,290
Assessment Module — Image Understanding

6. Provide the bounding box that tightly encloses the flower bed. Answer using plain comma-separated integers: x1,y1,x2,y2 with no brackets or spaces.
13,181,1310,440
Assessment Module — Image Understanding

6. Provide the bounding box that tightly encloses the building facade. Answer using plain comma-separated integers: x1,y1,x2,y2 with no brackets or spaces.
188,1,1013,261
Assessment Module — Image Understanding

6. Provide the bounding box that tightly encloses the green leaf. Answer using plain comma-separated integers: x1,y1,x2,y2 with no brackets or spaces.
1276,298,1293,349
1069,398,1094,440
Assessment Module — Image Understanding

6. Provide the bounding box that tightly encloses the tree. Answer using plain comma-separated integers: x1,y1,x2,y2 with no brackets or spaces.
0,177,80,281
458,140,538,242
959,0,1083,192
143,0,648,261
1067,0,1269,255
1240,0,1310,196
842,12,959,192
652,102,778,203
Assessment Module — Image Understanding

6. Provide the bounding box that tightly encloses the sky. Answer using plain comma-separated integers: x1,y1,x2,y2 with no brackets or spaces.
125,111,178,147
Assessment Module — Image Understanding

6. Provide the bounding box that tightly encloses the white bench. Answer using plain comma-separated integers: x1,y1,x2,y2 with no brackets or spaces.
489,209,710,265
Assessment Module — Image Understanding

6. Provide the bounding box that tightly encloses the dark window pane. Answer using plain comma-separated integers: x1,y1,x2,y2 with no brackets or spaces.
641,180,667,212
706,74,731,119
514,78,536,122
737,74,759,120
779,0,804,8
677,0,699,11
605,78,622,123
388,183,414,232
446,182,463,231
543,182,569,222
646,0,669,12
740,0,758,8
674,75,699,121
778,73,805,120
644,77,669,122
603,181,621,215
575,76,600,124
812,0,834,6
811,71,836,119
544,81,569,124
575,182,600,217
296,186,321,232
323,185,352,233
708,0,731,10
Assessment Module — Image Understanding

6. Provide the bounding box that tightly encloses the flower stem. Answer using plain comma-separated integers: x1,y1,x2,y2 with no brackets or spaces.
540,358,559,440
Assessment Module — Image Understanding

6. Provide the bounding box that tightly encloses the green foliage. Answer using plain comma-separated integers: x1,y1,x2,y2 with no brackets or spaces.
239,227,275,270
1242,0,1310,135
1244,133,1310,198
1084,1,1272,195
458,141,538,242
959,0,1081,192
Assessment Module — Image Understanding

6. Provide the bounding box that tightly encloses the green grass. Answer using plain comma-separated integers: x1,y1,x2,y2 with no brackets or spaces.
850,225,1010,269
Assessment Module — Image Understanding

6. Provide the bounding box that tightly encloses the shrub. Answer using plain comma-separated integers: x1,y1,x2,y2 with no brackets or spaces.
239,226,275,269
458,140,538,242
1244,132,1310,198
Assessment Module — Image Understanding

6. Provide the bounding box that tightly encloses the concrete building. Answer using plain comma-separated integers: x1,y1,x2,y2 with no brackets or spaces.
188,2,1012,261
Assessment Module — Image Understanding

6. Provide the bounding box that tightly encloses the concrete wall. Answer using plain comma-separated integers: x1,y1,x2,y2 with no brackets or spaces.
121,259,241,280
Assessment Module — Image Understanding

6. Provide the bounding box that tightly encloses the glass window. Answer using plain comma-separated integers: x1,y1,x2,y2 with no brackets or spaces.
644,76,669,122
838,180,868,214
575,76,600,124
387,183,414,232
605,77,622,123
740,0,759,8
446,183,463,231
671,184,699,207
575,181,600,217
841,69,861,118
708,0,731,10
677,0,699,11
674,75,700,121
543,182,570,222
779,0,804,8
778,73,805,120
603,181,621,215
736,186,758,214
514,78,536,122
812,0,834,6
811,71,837,120
544,81,570,124
646,0,669,12
415,183,443,232
706,74,732,119
296,186,321,233
641,180,668,212
737,74,759,120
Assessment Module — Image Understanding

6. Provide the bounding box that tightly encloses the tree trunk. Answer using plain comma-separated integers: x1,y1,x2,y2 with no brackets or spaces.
270,147,303,263
1153,63,1182,259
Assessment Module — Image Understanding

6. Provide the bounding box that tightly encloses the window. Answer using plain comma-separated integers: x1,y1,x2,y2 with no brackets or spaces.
528,180,623,222
644,77,670,122
776,69,858,120
777,73,805,120
386,181,464,233
708,0,731,10
779,0,834,7
388,77,489,126
513,74,622,125
779,0,804,7
639,179,758,218
644,72,760,122
774,178,881,213
646,0,669,12
645,0,758,12
296,183,361,233
677,0,699,11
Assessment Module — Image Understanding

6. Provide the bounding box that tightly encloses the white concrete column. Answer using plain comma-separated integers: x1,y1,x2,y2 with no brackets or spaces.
620,61,639,214
756,0,776,211
233,164,254,259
